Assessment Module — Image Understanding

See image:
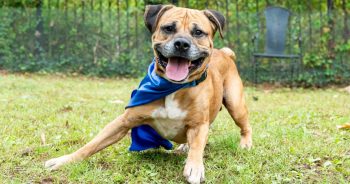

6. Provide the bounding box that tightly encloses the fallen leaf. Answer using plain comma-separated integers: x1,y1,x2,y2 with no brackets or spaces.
40,177,54,184
336,123,350,130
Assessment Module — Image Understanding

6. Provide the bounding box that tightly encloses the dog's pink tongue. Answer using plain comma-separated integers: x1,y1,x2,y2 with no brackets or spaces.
166,57,189,81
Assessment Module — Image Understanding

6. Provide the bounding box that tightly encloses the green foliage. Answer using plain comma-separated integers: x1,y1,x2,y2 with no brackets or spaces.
336,40,350,52
0,0,349,86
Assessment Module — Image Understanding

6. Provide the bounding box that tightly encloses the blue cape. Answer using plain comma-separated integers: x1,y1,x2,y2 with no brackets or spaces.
126,59,207,151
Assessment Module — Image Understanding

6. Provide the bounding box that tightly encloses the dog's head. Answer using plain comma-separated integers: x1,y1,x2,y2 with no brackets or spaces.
144,5,225,83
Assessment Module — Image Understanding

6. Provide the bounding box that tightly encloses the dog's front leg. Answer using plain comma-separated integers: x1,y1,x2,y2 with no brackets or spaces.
45,112,139,170
183,123,209,184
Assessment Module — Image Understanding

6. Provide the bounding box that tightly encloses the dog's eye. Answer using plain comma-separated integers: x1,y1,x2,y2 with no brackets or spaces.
162,26,175,33
193,29,204,37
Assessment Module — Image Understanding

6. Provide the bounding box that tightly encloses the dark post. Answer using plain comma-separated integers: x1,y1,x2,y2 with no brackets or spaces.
235,0,240,51
255,0,259,51
82,0,85,23
244,0,250,52
48,0,52,58
286,0,291,55
342,0,349,41
297,0,303,66
56,0,59,10
298,0,303,60
99,0,103,29
319,0,323,47
126,0,130,50
65,0,68,57
307,1,312,50
253,0,260,83
135,0,139,56
74,1,77,24
327,0,335,59
116,0,121,57
108,0,111,22
90,0,94,27
35,0,44,57
225,0,230,47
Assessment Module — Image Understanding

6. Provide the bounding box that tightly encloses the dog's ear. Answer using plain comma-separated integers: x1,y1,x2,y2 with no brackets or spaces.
203,9,225,38
144,4,174,33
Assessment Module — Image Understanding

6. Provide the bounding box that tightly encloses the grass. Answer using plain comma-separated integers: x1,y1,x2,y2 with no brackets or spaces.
0,73,349,183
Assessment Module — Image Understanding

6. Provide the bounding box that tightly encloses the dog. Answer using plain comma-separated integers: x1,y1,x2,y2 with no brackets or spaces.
45,5,252,184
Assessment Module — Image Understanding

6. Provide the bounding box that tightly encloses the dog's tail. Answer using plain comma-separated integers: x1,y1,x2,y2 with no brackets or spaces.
220,47,236,61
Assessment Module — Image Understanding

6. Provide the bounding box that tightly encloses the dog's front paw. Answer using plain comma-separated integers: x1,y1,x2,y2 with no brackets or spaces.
240,135,252,149
45,154,72,170
240,128,252,149
183,161,205,184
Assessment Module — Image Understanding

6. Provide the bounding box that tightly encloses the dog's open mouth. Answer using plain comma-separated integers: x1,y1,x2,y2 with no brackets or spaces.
156,51,205,82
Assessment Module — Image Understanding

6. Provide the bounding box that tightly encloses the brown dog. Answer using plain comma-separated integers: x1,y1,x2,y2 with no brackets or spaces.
45,5,252,184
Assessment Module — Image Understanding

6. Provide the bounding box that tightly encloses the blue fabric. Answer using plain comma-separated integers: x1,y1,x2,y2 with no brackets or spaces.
126,60,199,108
126,59,204,151
129,125,173,151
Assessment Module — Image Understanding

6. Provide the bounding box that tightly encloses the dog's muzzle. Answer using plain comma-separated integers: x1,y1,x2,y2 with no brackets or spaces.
155,38,209,82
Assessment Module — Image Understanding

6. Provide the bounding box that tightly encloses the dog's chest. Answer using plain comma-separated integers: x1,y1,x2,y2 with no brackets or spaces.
151,93,187,140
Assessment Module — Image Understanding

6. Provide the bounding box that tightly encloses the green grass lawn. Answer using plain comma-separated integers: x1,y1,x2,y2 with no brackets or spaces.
0,73,349,183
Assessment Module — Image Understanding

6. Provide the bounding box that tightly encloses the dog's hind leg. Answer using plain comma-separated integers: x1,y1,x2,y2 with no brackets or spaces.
223,70,252,149
45,111,142,170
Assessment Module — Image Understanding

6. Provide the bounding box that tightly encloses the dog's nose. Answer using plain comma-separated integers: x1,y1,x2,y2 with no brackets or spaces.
174,38,190,52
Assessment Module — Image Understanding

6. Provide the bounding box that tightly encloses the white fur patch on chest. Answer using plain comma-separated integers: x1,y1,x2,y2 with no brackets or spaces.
151,93,187,139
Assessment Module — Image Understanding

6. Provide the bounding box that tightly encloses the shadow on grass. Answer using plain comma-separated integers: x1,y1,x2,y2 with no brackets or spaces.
132,149,186,164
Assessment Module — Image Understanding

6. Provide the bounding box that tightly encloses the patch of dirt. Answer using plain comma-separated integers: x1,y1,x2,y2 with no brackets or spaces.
296,155,342,182
60,139,85,146
0,70,8,75
38,152,50,160
97,160,113,170
58,105,73,113
20,147,34,157
40,177,54,184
